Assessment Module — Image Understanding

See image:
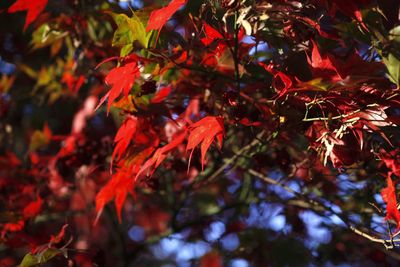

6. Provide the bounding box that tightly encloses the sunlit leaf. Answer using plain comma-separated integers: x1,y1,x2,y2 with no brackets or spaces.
110,12,151,53
146,0,187,32
8,0,48,31
187,116,225,169
383,53,400,87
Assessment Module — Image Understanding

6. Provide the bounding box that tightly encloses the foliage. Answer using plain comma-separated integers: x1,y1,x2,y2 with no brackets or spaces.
1,0,400,266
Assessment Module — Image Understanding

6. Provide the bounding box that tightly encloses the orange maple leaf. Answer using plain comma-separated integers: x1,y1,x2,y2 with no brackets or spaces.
136,131,187,178
112,116,137,165
95,167,135,223
187,116,225,169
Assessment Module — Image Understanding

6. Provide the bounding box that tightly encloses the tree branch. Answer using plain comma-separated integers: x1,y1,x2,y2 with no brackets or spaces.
248,168,400,249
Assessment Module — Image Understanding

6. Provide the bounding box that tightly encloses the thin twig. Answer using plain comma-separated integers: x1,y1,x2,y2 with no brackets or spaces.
248,168,400,248
201,131,265,185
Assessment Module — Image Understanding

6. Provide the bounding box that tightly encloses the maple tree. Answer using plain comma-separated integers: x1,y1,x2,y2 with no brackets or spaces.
1,0,400,266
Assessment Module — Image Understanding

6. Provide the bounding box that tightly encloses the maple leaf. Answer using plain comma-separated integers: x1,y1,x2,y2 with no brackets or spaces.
200,251,222,267
146,0,187,32
135,206,171,234
307,41,339,80
330,0,367,25
1,220,24,238
98,61,140,111
187,116,225,169
201,23,224,46
294,16,340,40
381,173,400,229
379,149,400,176
151,86,171,103
307,41,382,81
8,0,48,31
259,62,293,97
201,23,227,56
181,99,200,123
29,123,52,151
61,73,85,94
50,224,68,244
95,167,135,223
96,146,156,223
23,197,43,219
136,131,187,178
112,116,138,164
0,151,21,168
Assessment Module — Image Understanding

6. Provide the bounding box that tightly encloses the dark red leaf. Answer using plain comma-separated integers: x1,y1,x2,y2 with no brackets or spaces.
259,62,293,97
200,251,222,267
308,41,382,80
379,150,400,176
381,173,400,229
201,23,228,56
331,0,366,24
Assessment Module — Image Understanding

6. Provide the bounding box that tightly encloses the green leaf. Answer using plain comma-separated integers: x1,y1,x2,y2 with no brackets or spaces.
389,25,400,42
31,24,67,50
112,14,133,47
19,248,63,267
239,174,252,201
38,248,62,263
20,253,39,267
195,193,220,215
29,131,49,151
305,78,332,91
383,53,400,87
120,43,134,58
109,12,152,55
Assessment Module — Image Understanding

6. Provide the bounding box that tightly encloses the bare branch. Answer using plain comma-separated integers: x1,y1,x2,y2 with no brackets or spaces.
248,168,400,248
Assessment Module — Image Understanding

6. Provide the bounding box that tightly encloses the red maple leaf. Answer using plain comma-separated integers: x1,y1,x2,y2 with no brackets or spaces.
151,86,171,103
95,167,135,223
330,0,369,25
379,149,400,176
201,23,224,46
1,220,24,238
135,206,171,235
259,62,293,97
146,0,187,32
307,41,382,81
50,224,68,244
381,173,400,229
307,41,338,80
98,61,140,111
136,131,187,178
187,116,225,169
23,197,43,219
201,23,227,56
200,251,222,267
8,0,48,31
112,116,138,164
